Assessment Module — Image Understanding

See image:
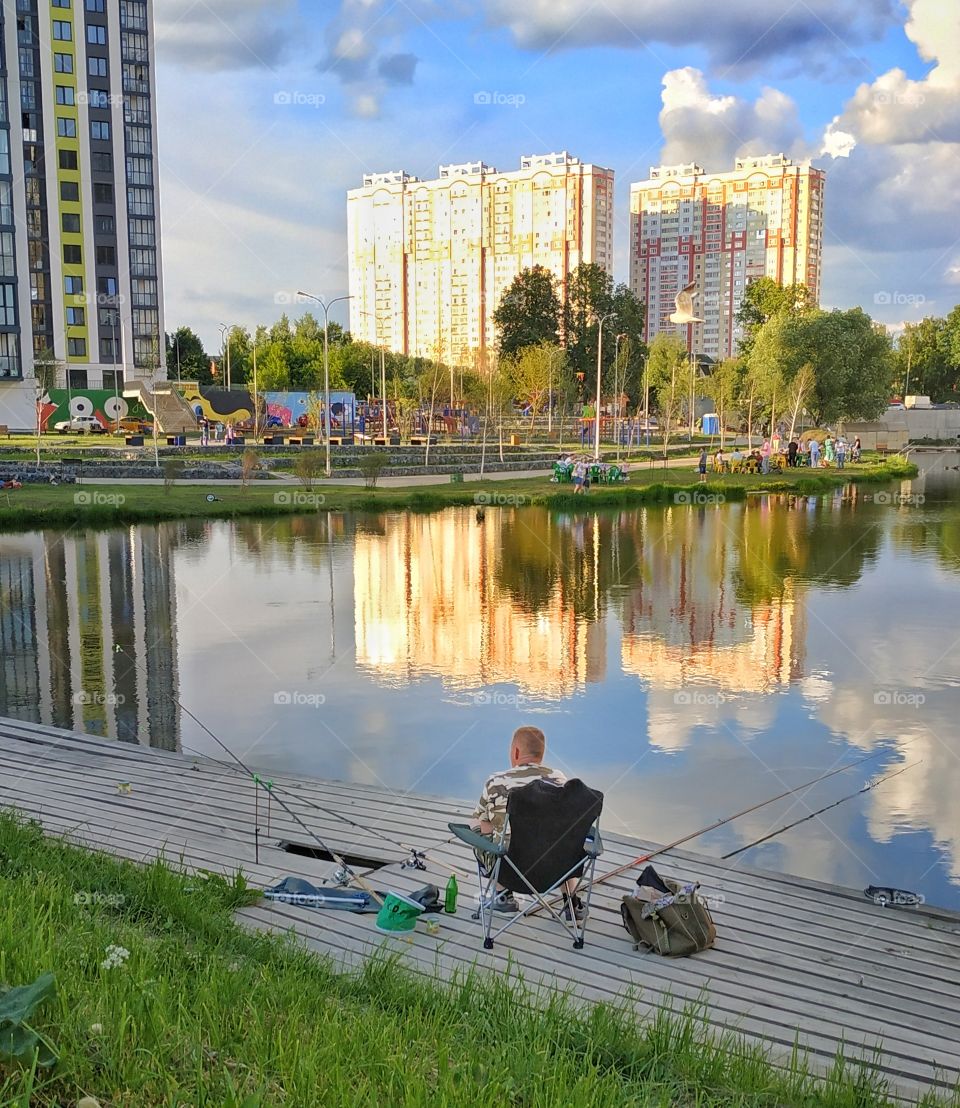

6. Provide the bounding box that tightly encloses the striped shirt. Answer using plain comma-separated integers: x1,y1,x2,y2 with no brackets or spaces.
473,763,567,834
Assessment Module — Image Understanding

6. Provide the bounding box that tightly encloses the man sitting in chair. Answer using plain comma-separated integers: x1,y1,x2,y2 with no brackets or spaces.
472,725,583,916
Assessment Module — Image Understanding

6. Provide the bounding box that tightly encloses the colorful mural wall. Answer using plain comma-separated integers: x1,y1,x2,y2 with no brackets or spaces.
39,389,150,432
178,384,255,424
263,391,356,430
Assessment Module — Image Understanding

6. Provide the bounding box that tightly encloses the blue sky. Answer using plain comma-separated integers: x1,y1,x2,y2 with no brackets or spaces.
153,1,960,350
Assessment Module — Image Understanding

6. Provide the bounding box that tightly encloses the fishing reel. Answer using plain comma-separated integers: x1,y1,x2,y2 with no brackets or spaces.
330,866,351,887
400,849,427,872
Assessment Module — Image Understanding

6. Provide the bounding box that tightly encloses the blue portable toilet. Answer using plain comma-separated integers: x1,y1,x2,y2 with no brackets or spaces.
702,413,720,436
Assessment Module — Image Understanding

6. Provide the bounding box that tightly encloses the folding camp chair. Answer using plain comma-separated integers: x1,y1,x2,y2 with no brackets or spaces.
449,778,603,950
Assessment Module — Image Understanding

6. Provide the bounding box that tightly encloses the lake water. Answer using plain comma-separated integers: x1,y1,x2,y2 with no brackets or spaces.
3,453,959,906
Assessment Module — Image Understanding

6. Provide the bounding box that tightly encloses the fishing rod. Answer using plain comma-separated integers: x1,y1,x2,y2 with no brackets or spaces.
721,761,919,860
589,746,907,893
112,646,385,906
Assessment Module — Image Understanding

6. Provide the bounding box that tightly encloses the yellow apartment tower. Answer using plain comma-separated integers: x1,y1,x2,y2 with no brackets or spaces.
347,152,614,364
629,154,824,360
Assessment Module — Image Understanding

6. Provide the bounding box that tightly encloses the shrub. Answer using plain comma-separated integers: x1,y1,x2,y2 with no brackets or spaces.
294,451,324,489
358,451,389,489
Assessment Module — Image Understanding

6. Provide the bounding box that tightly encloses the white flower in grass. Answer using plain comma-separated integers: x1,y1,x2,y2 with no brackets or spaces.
88,1023,103,1035
100,944,130,970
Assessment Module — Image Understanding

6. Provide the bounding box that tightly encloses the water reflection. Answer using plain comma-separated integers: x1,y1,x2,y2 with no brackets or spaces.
1,453,959,903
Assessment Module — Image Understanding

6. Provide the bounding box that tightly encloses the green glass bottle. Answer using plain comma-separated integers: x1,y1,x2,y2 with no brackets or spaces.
444,874,458,914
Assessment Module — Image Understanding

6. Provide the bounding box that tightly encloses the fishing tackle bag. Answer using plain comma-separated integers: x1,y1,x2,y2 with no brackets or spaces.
620,865,716,956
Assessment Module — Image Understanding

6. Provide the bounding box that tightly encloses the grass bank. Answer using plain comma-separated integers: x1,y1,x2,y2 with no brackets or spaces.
0,811,937,1107
0,457,918,531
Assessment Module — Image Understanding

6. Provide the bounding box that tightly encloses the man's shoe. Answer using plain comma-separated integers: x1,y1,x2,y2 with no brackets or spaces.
564,895,587,922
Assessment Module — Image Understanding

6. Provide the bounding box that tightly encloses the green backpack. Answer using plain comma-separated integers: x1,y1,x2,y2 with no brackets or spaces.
620,865,717,957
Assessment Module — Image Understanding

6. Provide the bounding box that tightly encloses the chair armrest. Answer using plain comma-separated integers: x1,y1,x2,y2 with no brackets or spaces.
585,826,604,857
448,822,506,856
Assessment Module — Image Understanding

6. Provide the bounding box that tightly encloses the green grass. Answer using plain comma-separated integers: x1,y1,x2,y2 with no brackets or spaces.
0,458,918,532
0,811,946,1107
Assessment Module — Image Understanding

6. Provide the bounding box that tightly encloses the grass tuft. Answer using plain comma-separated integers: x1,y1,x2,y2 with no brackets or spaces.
0,810,950,1106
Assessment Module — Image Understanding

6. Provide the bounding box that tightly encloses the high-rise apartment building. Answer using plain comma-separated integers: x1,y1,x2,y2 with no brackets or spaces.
347,152,613,365
629,154,824,361
0,0,164,428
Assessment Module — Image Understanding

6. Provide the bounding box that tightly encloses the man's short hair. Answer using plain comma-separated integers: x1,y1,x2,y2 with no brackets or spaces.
512,725,546,761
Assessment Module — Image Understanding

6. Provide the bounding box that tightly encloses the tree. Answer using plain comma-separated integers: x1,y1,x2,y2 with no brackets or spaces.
33,346,62,463
703,358,742,449
165,327,209,383
509,342,562,440
563,262,616,384
736,277,812,358
646,333,688,457
785,362,815,440
895,317,958,403
494,266,561,355
750,308,894,428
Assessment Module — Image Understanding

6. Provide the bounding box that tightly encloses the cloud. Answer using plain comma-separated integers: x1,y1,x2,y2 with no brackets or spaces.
378,53,419,85
155,0,298,71
482,0,894,74
657,67,806,169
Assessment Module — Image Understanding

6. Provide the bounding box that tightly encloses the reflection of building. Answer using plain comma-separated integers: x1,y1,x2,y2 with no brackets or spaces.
348,152,614,364
0,528,179,748
353,512,606,697
630,154,824,359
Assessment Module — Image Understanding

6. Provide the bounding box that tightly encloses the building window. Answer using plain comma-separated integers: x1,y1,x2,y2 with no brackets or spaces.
53,21,72,40
0,132,8,176
57,117,77,137
63,244,82,264
102,369,123,389
68,369,88,388
0,333,20,379
66,306,85,326
0,181,12,225
53,0,72,7
96,244,115,266
61,181,80,201
0,233,15,278
126,186,153,215
68,337,87,357
91,151,112,173
95,215,114,234
88,56,107,77
0,284,15,326
55,85,75,105
64,275,84,294
87,25,106,45
100,336,118,359
90,120,110,140
62,213,81,233
87,0,105,10
59,148,78,169
86,89,109,108
97,276,118,297
93,182,113,204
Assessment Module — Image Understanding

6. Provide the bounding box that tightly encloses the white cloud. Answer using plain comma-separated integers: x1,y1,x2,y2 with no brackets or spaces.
155,0,298,71
658,67,806,170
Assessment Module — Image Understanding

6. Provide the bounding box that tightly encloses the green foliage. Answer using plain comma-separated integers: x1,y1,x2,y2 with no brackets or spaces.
240,448,259,489
162,458,184,493
735,278,812,358
895,317,959,403
0,972,58,1068
646,333,689,451
493,266,561,355
749,308,895,426
293,451,324,489
358,451,389,488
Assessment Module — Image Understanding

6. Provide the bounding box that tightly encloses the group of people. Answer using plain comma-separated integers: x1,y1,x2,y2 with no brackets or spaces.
700,434,861,478
554,454,628,495
199,418,237,447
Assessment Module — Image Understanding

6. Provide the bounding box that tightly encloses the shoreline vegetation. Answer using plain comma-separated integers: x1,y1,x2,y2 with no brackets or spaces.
0,457,919,531
0,810,939,1107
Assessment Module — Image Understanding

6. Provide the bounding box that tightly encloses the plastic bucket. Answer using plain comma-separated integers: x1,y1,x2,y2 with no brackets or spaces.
374,891,424,934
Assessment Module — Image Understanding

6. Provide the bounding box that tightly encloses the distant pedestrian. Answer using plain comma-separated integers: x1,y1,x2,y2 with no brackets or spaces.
698,448,707,482
824,435,835,464
788,439,799,467
225,421,235,444
200,418,209,447
836,438,847,469
760,438,772,474
215,421,224,442
809,438,821,467
573,458,587,496
853,437,862,463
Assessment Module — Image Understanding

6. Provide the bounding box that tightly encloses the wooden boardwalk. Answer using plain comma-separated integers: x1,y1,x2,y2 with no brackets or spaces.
2,713,959,1099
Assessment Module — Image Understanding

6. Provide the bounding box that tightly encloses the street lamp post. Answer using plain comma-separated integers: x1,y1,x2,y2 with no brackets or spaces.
297,291,352,478
593,313,613,462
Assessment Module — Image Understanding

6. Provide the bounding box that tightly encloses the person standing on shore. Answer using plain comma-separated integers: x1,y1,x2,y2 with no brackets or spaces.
573,458,587,496
836,437,847,469
760,438,772,474
698,448,707,482
809,438,821,467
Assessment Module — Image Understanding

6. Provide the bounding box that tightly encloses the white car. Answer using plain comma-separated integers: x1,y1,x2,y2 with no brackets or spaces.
53,415,106,434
